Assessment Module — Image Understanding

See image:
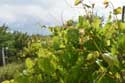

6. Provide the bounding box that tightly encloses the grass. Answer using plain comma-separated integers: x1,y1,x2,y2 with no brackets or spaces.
0,62,24,82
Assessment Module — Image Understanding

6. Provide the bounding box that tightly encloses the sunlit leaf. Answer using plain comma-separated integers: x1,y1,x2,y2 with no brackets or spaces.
115,72,121,79
83,4,91,8
75,0,82,6
117,35,125,51
10,79,14,83
113,7,122,15
111,46,118,55
92,17,101,28
118,22,125,32
103,0,109,8
106,40,110,46
2,80,10,83
86,51,99,60
102,53,119,67
67,28,79,45
15,75,30,83
25,58,33,69
96,59,105,71
38,58,55,75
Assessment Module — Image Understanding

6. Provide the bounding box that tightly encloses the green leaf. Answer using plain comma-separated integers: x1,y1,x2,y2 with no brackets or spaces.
38,58,55,75
25,58,33,69
83,4,91,8
78,16,84,27
92,17,101,28
96,59,105,71
86,53,93,60
10,80,14,83
86,51,99,61
2,80,10,83
78,16,90,28
106,40,110,46
98,76,116,83
111,46,118,55
102,53,119,67
103,0,109,8
67,28,79,46
53,36,60,50
74,0,81,6
118,35,125,50
15,75,30,83
119,22,125,32
113,7,122,15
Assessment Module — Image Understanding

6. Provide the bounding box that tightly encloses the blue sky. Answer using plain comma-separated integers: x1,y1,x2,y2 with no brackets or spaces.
0,0,125,34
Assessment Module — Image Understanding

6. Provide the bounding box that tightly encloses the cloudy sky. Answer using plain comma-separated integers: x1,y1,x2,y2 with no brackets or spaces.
0,0,125,34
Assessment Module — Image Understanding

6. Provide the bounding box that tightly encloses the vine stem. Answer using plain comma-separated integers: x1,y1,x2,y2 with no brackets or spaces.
93,39,102,53
94,66,110,83
81,1,88,16
109,1,118,21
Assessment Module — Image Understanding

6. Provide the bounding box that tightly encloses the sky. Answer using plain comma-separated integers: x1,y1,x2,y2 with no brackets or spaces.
0,0,125,35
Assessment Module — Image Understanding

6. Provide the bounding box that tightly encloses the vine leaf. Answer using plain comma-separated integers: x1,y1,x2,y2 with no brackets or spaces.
25,58,33,69
113,7,122,15
1,80,10,83
83,4,91,8
103,0,109,8
75,0,82,6
86,51,99,61
102,53,119,68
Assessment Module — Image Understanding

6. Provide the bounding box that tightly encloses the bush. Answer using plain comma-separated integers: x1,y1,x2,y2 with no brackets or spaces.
2,0,125,83
3,16,125,83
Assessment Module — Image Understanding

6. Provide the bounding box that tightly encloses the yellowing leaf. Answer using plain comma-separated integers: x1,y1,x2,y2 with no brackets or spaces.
119,22,125,32
113,7,122,15
38,58,55,75
103,0,109,8
25,58,33,69
106,40,110,46
86,53,93,60
86,51,99,60
102,53,119,67
75,0,81,6
2,80,10,83
115,72,121,79
10,79,14,83
92,17,101,28
104,0,109,4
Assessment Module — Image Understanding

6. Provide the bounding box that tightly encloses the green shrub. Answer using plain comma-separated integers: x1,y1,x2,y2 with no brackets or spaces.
2,0,125,83
4,17,125,83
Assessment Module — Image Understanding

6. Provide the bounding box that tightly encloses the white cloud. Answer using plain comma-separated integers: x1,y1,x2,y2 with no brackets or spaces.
0,0,125,34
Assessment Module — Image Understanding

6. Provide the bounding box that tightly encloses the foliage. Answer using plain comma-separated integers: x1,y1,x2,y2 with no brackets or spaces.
0,25,16,65
113,7,122,15
13,31,29,51
3,17,125,83
2,0,125,83
74,0,82,6
0,25,30,64
19,35,47,58
0,25,14,48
